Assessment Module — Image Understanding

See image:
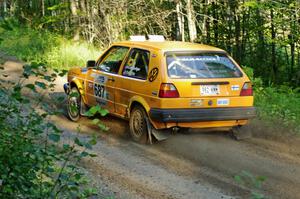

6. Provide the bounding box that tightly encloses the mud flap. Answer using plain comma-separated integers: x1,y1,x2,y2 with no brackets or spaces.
151,128,170,142
145,118,169,144
80,100,89,116
145,117,153,144
231,125,252,140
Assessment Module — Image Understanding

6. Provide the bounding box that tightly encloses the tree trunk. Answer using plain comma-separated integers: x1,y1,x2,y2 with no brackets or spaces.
226,1,233,55
186,0,197,42
70,0,80,41
205,0,211,44
202,0,207,43
290,39,295,77
270,8,277,83
290,8,297,78
3,0,7,13
212,1,218,45
234,12,241,63
41,0,45,17
298,49,300,76
70,0,77,16
241,0,247,65
176,1,185,42
255,2,265,78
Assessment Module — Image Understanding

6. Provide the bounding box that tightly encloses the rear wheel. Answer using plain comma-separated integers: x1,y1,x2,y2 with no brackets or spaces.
67,87,81,121
129,105,148,144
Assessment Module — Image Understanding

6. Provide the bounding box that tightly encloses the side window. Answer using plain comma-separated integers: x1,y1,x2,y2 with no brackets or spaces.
122,49,150,80
97,46,129,74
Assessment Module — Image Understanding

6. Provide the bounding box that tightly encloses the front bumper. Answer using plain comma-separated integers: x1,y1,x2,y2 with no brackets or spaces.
149,107,256,123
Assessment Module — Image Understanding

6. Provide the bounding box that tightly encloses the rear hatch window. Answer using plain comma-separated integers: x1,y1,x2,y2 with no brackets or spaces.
166,53,243,79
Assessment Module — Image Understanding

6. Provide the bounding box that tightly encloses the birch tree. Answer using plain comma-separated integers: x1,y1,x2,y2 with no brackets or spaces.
186,0,197,42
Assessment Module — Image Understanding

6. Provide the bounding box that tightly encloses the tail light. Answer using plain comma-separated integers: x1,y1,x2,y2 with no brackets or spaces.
159,83,179,98
240,82,253,96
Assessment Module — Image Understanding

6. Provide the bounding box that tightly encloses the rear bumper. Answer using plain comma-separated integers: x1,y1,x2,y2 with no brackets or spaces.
149,107,256,123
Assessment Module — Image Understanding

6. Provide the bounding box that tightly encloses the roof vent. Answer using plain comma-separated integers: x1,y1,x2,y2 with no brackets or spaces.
148,35,165,42
130,35,146,41
129,35,165,42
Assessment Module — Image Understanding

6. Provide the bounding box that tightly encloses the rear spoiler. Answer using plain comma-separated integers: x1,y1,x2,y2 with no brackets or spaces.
191,81,230,85
164,50,226,56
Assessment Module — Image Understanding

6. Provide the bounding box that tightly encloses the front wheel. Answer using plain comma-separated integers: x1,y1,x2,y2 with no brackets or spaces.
129,106,149,144
67,87,81,121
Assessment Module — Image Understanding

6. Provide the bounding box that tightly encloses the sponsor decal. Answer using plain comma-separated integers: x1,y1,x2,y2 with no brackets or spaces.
81,68,88,74
217,98,230,106
148,67,159,82
95,75,107,84
151,91,158,96
90,73,97,78
190,99,203,107
124,65,141,76
231,85,240,91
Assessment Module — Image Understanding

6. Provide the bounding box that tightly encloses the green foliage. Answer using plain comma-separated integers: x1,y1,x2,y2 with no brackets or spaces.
234,170,267,199
0,22,58,62
0,62,99,198
85,105,110,131
242,66,254,81
45,40,99,69
0,24,100,70
240,65,300,134
254,84,300,134
243,1,260,9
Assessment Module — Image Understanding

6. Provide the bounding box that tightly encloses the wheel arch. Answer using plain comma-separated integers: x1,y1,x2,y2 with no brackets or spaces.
69,78,87,104
128,96,164,131
128,96,150,118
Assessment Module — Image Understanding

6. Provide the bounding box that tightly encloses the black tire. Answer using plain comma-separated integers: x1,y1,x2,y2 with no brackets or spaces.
129,105,148,144
67,87,81,121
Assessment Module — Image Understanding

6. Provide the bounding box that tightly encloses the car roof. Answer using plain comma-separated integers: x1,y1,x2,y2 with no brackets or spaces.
113,41,225,53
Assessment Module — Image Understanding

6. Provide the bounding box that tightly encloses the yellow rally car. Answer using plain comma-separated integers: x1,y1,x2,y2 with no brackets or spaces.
64,37,255,143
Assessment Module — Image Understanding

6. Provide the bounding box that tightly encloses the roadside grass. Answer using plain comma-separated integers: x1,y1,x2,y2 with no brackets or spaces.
0,26,100,69
45,41,100,69
243,67,300,135
234,170,267,199
254,85,300,135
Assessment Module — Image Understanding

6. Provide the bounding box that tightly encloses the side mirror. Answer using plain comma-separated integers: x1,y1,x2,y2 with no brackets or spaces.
86,60,96,68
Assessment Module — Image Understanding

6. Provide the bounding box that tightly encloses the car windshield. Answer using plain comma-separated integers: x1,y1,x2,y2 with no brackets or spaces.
166,53,243,79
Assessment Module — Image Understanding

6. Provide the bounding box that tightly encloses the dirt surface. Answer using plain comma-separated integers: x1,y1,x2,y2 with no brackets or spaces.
1,54,300,199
